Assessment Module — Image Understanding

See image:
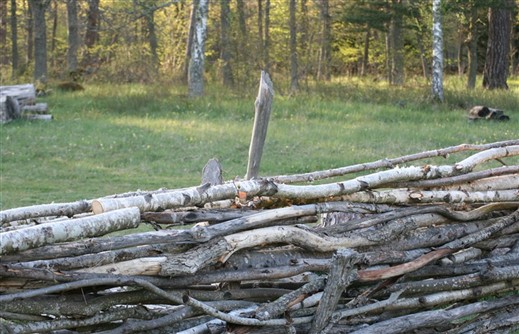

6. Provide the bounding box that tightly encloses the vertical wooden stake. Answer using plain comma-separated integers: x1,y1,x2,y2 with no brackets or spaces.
246,71,274,180
309,248,360,334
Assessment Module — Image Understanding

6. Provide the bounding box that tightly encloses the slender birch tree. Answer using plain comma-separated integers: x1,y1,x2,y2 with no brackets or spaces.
431,0,444,102
188,0,208,97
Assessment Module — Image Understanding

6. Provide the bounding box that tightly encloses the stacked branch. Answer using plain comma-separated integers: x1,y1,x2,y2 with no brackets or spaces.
1,140,518,333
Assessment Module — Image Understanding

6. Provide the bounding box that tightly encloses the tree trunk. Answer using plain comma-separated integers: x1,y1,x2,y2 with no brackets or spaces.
82,0,99,67
431,0,444,102
0,0,7,65
219,0,233,87
317,0,331,81
390,0,405,85
300,0,309,86
264,0,271,73
10,0,18,76
361,27,370,76
257,0,263,69
26,0,33,64
84,0,99,48
49,0,57,68
466,2,478,89
66,0,79,73
289,0,299,92
236,0,247,38
183,0,197,84
32,0,50,82
188,0,208,97
142,3,159,71
482,0,513,90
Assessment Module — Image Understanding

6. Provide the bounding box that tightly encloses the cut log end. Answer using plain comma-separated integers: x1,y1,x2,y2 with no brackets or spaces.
91,200,105,214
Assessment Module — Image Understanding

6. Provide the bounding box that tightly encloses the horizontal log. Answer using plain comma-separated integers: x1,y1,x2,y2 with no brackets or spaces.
0,207,141,254
23,114,52,121
91,145,519,214
272,140,519,183
21,103,48,114
0,200,91,226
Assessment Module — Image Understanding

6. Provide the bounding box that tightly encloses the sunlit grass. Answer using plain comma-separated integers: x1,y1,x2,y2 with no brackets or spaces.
1,76,517,209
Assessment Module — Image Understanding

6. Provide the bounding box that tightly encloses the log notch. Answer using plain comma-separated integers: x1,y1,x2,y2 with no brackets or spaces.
0,84,50,124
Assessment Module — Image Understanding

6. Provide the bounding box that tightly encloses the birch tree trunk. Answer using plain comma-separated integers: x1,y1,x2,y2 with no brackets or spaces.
431,0,444,102
188,0,208,97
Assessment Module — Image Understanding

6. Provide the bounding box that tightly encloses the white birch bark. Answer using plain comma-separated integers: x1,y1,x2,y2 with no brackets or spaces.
92,143,519,213
1,200,91,226
340,189,518,204
431,0,444,102
188,0,208,97
0,208,140,254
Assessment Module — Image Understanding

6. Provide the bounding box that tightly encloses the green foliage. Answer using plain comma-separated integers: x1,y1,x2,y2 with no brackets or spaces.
1,77,518,210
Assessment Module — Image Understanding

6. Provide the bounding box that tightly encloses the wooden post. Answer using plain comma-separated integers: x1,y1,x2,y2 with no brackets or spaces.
246,71,274,180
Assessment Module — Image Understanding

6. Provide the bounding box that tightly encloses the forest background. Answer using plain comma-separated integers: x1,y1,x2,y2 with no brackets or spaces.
1,0,518,90
0,0,518,210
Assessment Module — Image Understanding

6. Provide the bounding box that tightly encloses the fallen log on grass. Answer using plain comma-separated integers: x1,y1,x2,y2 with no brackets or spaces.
0,140,518,333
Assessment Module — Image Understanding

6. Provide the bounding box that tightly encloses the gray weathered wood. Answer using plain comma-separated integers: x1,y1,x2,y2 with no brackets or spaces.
309,249,360,334
246,71,274,180
201,158,223,186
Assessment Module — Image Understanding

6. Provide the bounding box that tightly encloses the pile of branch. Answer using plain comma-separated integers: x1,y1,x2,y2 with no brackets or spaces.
1,140,518,334
0,84,51,124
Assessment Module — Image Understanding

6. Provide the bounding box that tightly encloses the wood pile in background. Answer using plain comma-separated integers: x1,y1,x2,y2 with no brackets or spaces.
0,84,51,124
0,140,518,333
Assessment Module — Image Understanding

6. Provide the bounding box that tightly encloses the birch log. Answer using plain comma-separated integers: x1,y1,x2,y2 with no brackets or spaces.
0,207,141,254
92,145,518,213
0,200,91,226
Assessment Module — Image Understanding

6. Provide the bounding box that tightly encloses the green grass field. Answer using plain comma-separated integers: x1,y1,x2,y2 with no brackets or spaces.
1,76,518,210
